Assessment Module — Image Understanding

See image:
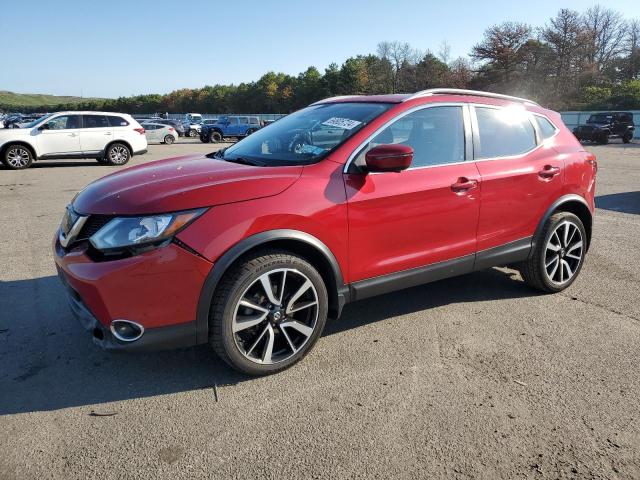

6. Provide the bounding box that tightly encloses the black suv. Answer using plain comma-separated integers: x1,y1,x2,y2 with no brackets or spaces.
573,112,635,144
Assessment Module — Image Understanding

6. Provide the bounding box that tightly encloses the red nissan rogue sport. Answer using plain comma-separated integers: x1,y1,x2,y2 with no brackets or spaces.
54,89,596,375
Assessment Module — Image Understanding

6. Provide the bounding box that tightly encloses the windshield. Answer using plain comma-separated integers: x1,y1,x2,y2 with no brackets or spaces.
216,102,392,166
587,114,612,124
23,113,54,128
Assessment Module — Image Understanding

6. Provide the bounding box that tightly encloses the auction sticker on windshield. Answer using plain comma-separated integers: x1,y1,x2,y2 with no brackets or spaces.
321,117,362,130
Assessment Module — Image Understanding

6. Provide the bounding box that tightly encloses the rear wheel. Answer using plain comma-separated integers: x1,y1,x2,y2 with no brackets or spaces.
210,131,223,143
105,143,131,166
163,134,175,145
2,144,33,169
210,250,328,375
518,212,586,293
598,133,609,145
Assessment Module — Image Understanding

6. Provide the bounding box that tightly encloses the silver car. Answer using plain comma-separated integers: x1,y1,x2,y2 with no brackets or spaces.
141,122,177,144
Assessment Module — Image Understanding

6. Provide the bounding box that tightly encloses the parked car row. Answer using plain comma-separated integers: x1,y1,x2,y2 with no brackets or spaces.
0,111,147,169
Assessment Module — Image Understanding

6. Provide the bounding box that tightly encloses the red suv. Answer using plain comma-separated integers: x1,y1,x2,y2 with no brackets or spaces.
54,89,596,375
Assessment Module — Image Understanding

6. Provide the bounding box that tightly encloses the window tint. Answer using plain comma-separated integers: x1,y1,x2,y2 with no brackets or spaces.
107,116,129,127
239,117,249,124
249,117,260,124
355,106,465,168
619,113,632,122
82,115,109,128
475,107,536,159
45,115,81,130
534,115,557,140
228,117,238,125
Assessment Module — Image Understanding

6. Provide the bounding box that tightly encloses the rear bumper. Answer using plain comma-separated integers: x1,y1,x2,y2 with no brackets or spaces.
53,235,212,351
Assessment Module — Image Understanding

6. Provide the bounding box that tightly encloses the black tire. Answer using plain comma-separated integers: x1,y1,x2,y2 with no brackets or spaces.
210,250,328,375
245,128,256,136
2,144,33,169
188,129,197,138
200,133,210,143
163,135,175,145
622,132,633,144
209,131,223,143
518,212,587,293
598,133,609,145
105,143,131,166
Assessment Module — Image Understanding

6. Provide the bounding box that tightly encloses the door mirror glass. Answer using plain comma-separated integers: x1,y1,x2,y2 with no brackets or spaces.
365,144,413,172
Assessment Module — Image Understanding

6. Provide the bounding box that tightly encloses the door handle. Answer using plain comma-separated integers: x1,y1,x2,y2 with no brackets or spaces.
451,177,478,193
67,133,77,137
538,165,561,179
105,132,112,135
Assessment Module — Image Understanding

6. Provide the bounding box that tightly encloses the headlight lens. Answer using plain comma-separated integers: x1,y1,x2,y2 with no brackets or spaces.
90,208,206,252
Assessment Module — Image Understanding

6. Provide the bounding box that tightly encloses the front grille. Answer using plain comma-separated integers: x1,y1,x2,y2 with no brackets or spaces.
77,215,112,241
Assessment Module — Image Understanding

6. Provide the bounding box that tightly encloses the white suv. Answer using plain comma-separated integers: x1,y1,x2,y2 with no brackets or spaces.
0,111,148,170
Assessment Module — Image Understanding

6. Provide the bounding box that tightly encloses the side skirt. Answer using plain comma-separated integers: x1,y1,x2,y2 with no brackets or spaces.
347,237,532,303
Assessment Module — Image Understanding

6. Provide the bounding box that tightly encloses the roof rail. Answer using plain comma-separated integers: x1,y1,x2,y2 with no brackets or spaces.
311,95,360,105
404,88,539,106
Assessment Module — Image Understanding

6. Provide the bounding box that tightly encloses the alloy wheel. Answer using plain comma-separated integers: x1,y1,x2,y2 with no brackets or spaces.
6,147,30,168
232,268,319,365
544,220,583,285
109,145,129,164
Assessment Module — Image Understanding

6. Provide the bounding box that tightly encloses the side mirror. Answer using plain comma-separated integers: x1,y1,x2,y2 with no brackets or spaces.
365,144,413,173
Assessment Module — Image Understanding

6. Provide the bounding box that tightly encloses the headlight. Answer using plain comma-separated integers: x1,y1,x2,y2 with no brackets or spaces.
90,208,206,252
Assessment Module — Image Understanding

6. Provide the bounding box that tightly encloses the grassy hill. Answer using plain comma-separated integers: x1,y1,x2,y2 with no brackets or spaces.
0,91,103,108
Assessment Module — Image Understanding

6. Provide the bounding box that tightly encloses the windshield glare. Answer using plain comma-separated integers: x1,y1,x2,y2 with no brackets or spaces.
219,102,392,165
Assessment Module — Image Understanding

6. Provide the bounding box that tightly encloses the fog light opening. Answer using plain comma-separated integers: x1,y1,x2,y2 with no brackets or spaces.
110,320,145,342
92,328,104,340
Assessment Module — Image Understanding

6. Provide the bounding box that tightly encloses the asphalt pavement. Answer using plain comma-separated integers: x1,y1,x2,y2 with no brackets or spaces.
1,138,639,479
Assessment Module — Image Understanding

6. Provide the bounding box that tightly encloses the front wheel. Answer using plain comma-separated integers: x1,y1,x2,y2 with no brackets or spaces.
210,251,328,375
105,143,131,166
623,132,633,144
2,144,33,169
518,212,586,293
188,129,197,138
209,131,222,143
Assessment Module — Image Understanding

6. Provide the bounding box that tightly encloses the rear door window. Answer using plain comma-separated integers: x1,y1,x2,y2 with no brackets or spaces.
82,115,109,128
474,107,536,159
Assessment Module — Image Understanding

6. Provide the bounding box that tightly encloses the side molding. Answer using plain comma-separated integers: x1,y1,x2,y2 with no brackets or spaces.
195,229,346,344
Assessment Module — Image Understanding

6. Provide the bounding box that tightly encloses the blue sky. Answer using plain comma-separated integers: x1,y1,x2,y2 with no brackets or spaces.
1,0,638,98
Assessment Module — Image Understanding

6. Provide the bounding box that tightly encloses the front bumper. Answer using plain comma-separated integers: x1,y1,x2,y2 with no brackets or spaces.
53,236,212,351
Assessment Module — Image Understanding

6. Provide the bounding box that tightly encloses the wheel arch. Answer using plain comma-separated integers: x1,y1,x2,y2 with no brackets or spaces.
195,229,348,344
533,194,593,253
103,140,133,157
1,141,38,161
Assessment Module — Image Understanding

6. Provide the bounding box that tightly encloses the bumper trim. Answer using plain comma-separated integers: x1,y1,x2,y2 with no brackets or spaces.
58,267,197,351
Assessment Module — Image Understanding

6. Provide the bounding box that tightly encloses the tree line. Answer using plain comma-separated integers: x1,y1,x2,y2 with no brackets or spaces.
7,5,640,114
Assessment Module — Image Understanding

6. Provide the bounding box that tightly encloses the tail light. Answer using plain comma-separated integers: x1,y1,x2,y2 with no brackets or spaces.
169,127,175,131
134,127,145,135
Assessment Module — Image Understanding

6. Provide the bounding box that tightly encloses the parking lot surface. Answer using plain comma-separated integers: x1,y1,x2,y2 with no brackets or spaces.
1,140,639,479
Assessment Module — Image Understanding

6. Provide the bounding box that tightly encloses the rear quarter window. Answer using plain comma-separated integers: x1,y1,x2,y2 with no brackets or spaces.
107,116,130,127
534,115,558,140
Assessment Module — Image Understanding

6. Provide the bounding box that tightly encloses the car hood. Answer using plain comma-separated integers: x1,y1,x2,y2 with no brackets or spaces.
73,154,303,215
0,127,30,138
